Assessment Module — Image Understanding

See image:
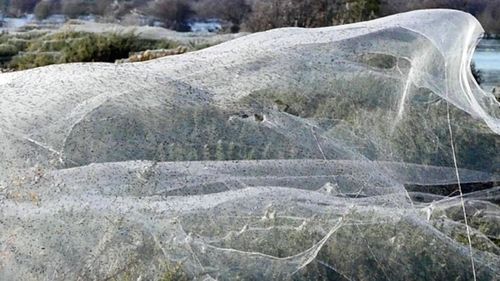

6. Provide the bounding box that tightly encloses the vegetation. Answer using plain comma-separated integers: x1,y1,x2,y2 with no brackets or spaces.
0,42,18,56
147,0,194,32
59,70,497,174
0,30,202,70
59,203,494,280
3,0,381,32
108,208,495,280
33,0,51,20
2,0,500,34
244,0,379,31
159,263,190,281
430,198,500,252
1,0,500,35
194,0,250,33
471,61,483,85
5,0,38,17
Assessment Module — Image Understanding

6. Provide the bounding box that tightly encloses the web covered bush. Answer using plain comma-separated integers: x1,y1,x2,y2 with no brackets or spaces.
0,9,498,281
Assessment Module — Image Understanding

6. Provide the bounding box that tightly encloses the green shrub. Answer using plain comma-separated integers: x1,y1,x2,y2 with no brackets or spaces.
0,43,18,57
13,30,47,40
7,38,30,50
3,31,196,70
0,33,8,45
9,51,61,69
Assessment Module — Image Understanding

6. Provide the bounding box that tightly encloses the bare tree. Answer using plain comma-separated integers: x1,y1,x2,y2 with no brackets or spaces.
34,0,52,19
93,0,114,16
8,0,38,16
62,0,88,18
149,0,194,31
477,0,500,35
1,0,9,14
194,0,250,32
244,0,380,32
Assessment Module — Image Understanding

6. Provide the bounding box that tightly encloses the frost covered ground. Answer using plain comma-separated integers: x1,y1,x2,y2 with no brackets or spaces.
0,9,499,281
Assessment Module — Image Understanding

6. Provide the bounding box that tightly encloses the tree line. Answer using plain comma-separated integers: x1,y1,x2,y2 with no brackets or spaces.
0,0,499,34
0,0,379,32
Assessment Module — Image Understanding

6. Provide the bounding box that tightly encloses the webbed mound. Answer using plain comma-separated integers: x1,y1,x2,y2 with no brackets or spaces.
0,9,499,281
